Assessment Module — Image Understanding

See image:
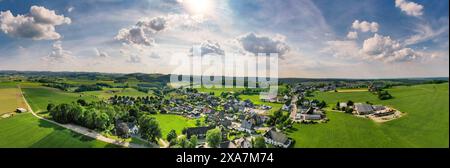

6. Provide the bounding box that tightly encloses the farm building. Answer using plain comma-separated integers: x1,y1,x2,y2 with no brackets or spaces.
263,129,292,148
354,103,374,115
15,108,27,113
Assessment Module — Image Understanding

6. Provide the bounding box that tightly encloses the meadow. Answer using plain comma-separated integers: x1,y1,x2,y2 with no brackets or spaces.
0,113,116,148
288,83,449,148
149,114,200,139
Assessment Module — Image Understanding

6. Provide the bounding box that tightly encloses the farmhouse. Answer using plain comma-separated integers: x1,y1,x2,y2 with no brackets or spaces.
339,102,347,109
263,129,292,148
354,103,374,115
234,137,252,148
15,108,27,113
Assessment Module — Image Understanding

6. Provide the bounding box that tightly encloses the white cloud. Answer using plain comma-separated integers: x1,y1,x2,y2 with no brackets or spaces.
67,6,75,13
189,40,225,56
115,27,155,46
322,40,360,59
0,6,71,40
127,55,142,63
362,34,421,62
237,32,290,57
395,0,423,17
42,41,74,63
404,22,449,46
352,20,379,32
94,48,109,58
347,31,358,39
115,14,205,46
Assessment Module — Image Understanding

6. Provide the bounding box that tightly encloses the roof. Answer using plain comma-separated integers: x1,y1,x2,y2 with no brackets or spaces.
354,103,373,113
264,129,289,144
186,126,213,138
240,120,253,130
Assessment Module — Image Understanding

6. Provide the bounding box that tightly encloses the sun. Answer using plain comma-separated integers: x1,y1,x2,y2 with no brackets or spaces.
182,0,214,15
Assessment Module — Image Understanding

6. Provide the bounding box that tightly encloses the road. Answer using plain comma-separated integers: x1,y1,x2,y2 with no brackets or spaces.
289,94,299,121
18,85,149,148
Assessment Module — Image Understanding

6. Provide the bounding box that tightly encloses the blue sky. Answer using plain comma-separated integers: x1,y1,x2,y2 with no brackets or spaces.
0,0,448,78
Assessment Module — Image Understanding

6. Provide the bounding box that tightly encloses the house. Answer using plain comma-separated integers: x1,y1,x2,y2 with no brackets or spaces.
296,113,322,120
372,105,386,111
282,104,291,111
263,129,292,148
186,126,213,139
15,108,27,113
354,103,374,115
234,137,252,148
238,120,254,133
339,102,348,109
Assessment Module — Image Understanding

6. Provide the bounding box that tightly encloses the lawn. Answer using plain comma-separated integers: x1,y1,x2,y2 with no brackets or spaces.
0,86,28,115
149,114,199,139
0,113,116,148
288,83,449,148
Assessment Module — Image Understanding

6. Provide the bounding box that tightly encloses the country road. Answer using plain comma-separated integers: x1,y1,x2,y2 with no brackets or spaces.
18,85,149,148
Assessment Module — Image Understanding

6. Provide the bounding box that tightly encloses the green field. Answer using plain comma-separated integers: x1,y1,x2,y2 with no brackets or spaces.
21,87,98,116
0,113,116,148
288,83,449,148
149,114,199,139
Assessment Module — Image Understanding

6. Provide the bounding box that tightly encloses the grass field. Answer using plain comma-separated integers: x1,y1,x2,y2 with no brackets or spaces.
21,87,98,116
0,86,28,115
149,114,199,139
288,83,449,148
0,113,116,148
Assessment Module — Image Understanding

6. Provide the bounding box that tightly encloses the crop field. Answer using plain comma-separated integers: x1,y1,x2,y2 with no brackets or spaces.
0,113,116,148
0,83,28,115
288,83,449,148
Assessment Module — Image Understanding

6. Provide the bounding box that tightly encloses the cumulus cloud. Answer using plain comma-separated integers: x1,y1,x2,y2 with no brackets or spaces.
0,6,71,40
347,31,358,39
237,32,290,57
362,34,421,62
115,14,204,46
189,40,225,56
395,0,423,17
42,41,74,63
352,20,379,32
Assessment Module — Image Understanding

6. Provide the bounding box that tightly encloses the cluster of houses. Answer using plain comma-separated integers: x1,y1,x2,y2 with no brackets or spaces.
158,88,294,148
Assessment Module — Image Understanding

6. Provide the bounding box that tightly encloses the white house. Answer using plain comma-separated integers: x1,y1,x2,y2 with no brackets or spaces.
263,129,291,148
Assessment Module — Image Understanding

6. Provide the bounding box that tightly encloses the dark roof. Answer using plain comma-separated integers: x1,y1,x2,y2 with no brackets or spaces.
219,141,237,148
355,103,374,113
264,129,289,145
186,126,213,138
240,120,253,130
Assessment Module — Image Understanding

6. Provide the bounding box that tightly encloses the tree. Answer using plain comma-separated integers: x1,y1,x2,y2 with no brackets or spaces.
189,135,198,148
195,119,201,127
253,136,266,148
167,129,177,143
138,115,162,143
77,99,88,106
47,103,55,112
206,128,222,148
177,135,188,148
347,100,354,106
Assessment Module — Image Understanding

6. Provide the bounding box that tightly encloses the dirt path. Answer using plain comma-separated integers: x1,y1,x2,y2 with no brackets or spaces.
18,85,148,148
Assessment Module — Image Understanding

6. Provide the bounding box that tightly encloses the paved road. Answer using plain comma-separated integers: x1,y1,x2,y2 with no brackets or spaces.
18,85,149,148
289,94,299,120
